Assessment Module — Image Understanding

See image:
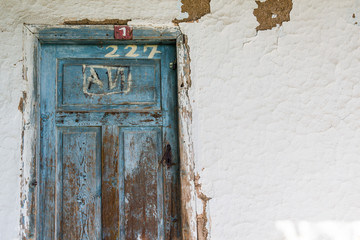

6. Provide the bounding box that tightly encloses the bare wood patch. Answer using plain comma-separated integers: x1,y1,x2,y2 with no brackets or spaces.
177,34,198,240
195,174,211,240
124,132,159,239
253,0,293,31
101,126,120,239
20,25,38,239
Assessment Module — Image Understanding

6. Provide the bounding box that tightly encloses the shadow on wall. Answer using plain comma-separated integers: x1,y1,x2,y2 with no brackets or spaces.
276,221,360,240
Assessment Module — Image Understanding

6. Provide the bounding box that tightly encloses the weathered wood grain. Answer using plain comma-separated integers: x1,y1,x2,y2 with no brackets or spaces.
39,42,180,239
101,126,120,239
61,128,101,239
39,45,57,240
122,128,161,240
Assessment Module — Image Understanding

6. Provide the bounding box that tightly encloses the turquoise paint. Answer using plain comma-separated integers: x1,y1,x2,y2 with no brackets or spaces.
37,26,181,42
39,41,180,239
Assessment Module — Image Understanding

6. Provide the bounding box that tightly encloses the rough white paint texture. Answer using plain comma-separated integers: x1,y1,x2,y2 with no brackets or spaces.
2,0,360,239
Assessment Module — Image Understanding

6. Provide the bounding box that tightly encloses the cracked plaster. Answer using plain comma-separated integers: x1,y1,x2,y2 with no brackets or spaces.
1,0,360,239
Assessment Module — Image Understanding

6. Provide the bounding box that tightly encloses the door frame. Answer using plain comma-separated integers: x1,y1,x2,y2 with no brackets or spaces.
20,24,196,240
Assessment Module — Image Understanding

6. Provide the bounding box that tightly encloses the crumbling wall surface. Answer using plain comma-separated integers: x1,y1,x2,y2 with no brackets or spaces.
3,0,360,239
179,0,360,239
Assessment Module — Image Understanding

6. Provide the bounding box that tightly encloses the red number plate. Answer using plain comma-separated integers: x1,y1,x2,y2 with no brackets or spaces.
114,25,133,40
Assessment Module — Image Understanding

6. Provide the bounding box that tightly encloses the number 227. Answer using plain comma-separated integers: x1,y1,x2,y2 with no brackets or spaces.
105,45,161,58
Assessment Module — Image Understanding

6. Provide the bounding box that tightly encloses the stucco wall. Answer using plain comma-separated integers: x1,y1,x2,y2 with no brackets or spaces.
2,0,360,239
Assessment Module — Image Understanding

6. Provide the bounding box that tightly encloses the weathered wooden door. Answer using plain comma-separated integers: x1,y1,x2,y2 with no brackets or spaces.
39,43,180,239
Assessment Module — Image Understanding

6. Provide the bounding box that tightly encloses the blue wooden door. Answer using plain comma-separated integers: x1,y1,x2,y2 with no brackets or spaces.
39,43,180,239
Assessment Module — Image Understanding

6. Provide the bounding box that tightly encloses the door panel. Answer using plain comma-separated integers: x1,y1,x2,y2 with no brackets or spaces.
121,127,163,240
58,59,160,111
39,43,180,240
59,127,102,240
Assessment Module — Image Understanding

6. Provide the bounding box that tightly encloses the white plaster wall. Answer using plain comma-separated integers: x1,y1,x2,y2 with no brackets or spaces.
1,0,360,239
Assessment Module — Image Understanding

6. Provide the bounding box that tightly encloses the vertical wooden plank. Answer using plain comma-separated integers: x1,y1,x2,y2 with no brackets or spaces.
60,127,102,240
160,45,182,240
39,44,57,240
55,129,63,239
121,127,162,240
176,35,198,240
102,126,120,239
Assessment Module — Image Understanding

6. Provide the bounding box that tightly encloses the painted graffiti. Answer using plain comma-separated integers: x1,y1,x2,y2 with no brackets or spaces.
82,65,132,96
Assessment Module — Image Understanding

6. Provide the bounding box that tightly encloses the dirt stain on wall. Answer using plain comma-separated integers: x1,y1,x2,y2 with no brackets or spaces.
173,0,211,23
253,0,293,31
18,91,27,113
64,19,130,25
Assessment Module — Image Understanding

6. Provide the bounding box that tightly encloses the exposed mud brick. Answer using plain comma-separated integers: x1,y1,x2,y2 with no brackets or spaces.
253,0,293,31
174,0,211,23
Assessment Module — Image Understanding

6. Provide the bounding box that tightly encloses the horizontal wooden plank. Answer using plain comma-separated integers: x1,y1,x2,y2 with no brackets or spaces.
55,111,163,126
26,25,181,42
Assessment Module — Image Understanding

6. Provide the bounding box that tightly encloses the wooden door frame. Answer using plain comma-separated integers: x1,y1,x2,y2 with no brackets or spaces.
20,24,197,240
